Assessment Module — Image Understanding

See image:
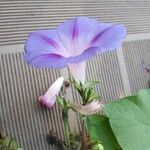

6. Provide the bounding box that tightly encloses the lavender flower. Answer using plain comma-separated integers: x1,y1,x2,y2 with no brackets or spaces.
24,17,126,82
38,77,64,108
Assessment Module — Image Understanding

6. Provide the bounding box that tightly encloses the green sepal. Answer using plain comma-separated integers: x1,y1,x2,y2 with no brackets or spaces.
84,81,99,89
71,79,101,104
56,96,70,112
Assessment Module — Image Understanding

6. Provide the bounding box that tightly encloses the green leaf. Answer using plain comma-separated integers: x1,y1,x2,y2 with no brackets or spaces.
0,137,11,147
84,81,99,89
9,138,18,149
88,95,101,102
0,136,22,149
17,148,23,150
56,97,70,111
104,89,150,150
84,88,92,102
86,115,121,150
70,79,82,91
57,96,65,109
90,141,104,150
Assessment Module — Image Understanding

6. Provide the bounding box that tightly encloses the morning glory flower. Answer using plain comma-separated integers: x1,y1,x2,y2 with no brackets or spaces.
24,17,126,82
38,77,64,109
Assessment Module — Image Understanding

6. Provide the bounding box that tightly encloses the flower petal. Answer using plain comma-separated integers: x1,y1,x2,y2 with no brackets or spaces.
87,23,126,52
24,17,126,71
56,17,98,55
25,29,69,56
71,100,103,115
38,77,64,108
68,61,86,83
24,52,67,68
24,46,99,69
67,46,99,64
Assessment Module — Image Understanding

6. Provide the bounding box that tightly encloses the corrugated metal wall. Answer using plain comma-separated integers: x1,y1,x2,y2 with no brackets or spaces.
123,40,150,93
0,52,64,150
87,51,125,103
1,0,150,46
0,0,150,149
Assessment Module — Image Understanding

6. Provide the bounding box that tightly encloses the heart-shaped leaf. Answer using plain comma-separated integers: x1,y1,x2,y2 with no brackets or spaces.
104,89,150,150
86,115,121,150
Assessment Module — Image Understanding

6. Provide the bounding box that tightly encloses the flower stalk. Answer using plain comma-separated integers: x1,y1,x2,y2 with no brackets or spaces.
62,110,70,145
81,116,87,150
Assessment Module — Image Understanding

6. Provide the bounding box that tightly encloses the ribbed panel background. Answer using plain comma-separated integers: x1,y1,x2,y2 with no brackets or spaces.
86,51,125,103
123,40,150,94
1,0,150,46
0,52,64,150
1,0,150,149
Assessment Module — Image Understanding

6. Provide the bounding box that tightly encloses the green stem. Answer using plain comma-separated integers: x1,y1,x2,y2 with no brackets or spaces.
62,110,70,145
81,115,87,150
82,119,85,149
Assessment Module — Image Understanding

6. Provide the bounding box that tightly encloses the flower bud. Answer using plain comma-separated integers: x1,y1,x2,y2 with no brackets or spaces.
91,142,104,150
